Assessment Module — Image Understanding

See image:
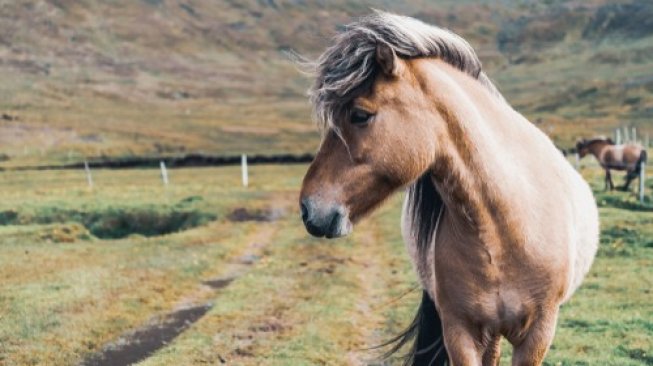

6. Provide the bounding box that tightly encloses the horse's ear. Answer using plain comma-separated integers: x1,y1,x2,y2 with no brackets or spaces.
376,43,403,77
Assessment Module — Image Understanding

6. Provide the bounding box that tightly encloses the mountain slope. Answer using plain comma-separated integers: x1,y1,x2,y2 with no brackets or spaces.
0,0,651,166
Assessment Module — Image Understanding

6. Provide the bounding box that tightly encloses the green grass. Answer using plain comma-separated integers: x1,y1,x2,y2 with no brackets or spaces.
0,162,652,365
1,2,652,363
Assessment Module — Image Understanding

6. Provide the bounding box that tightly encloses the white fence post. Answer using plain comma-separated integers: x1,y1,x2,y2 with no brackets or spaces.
160,161,169,186
632,127,637,144
640,159,646,204
623,126,630,143
615,128,622,145
574,152,580,170
241,154,248,188
84,160,93,189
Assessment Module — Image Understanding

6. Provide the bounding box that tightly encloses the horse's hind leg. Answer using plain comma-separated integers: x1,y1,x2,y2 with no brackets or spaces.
622,171,636,191
511,309,558,366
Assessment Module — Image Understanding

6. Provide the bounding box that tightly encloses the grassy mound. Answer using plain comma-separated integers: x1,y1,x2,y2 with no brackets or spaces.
0,203,216,239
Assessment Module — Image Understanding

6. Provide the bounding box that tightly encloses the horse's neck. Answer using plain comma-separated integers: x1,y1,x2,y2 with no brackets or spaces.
426,71,533,249
431,143,513,249
588,142,608,159
419,59,565,250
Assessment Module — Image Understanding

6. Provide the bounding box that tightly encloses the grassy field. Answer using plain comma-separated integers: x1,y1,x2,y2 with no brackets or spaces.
0,159,652,365
1,1,652,364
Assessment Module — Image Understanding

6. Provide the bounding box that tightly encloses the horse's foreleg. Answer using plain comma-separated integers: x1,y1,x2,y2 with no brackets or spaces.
510,309,558,366
482,335,502,366
605,169,614,191
441,322,484,366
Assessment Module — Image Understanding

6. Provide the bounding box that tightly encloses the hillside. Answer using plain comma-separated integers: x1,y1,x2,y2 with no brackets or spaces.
0,0,652,167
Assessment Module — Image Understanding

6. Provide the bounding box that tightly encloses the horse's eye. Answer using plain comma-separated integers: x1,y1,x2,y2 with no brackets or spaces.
350,109,374,126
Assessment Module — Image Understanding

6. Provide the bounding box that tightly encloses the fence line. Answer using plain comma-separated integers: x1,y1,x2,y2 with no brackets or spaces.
623,126,630,143
574,152,580,170
76,156,255,189
241,154,248,188
160,161,169,186
84,160,93,189
613,125,652,147
615,128,622,145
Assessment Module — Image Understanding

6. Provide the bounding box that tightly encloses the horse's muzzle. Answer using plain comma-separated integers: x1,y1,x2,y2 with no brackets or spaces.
300,198,352,239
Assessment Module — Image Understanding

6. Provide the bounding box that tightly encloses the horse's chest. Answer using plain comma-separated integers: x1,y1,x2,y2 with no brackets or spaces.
401,202,499,306
401,196,565,332
432,255,541,335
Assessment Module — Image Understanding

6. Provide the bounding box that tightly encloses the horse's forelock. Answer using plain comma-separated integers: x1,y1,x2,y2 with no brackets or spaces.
308,10,502,131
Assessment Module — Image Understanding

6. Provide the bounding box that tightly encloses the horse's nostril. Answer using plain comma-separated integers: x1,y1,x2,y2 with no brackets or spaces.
300,199,309,222
325,211,342,238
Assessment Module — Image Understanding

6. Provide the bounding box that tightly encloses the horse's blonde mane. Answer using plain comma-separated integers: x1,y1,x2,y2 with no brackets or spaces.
308,10,502,130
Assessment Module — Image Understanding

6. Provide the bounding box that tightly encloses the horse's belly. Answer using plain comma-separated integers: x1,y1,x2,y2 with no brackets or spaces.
563,171,600,301
400,167,599,306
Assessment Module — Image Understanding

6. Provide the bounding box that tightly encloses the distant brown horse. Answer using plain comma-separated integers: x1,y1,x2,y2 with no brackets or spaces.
299,11,598,366
576,137,647,191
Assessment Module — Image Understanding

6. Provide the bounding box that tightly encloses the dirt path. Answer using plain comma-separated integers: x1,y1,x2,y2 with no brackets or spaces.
80,304,213,366
79,224,278,366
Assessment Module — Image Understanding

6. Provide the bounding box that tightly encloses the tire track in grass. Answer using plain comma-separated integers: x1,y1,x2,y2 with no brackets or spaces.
134,217,367,365
217,199,415,366
79,224,278,366
345,199,419,366
80,304,213,366
135,218,306,366
172,224,277,311
253,200,417,366
345,218,400,365
136,197,416,366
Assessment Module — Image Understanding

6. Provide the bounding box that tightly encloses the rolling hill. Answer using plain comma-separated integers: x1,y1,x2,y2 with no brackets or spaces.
0,0,652,167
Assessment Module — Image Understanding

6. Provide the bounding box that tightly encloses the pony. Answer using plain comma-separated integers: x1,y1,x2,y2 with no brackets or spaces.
298,11,599,365
576,137,647,191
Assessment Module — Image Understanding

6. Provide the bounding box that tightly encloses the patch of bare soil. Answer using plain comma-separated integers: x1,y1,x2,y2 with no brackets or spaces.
202,276,235,290
227,207,276,222
235,254,261,265
81,304,212,366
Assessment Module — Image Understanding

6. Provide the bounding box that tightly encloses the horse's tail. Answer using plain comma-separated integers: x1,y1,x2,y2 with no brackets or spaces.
632,150,648,177
379,290,449,365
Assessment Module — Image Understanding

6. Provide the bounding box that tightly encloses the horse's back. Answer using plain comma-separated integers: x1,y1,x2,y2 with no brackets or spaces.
602,144,644,171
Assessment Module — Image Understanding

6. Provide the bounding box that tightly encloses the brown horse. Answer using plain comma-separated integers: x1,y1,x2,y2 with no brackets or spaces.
299,11,598,366
576,137,647,191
